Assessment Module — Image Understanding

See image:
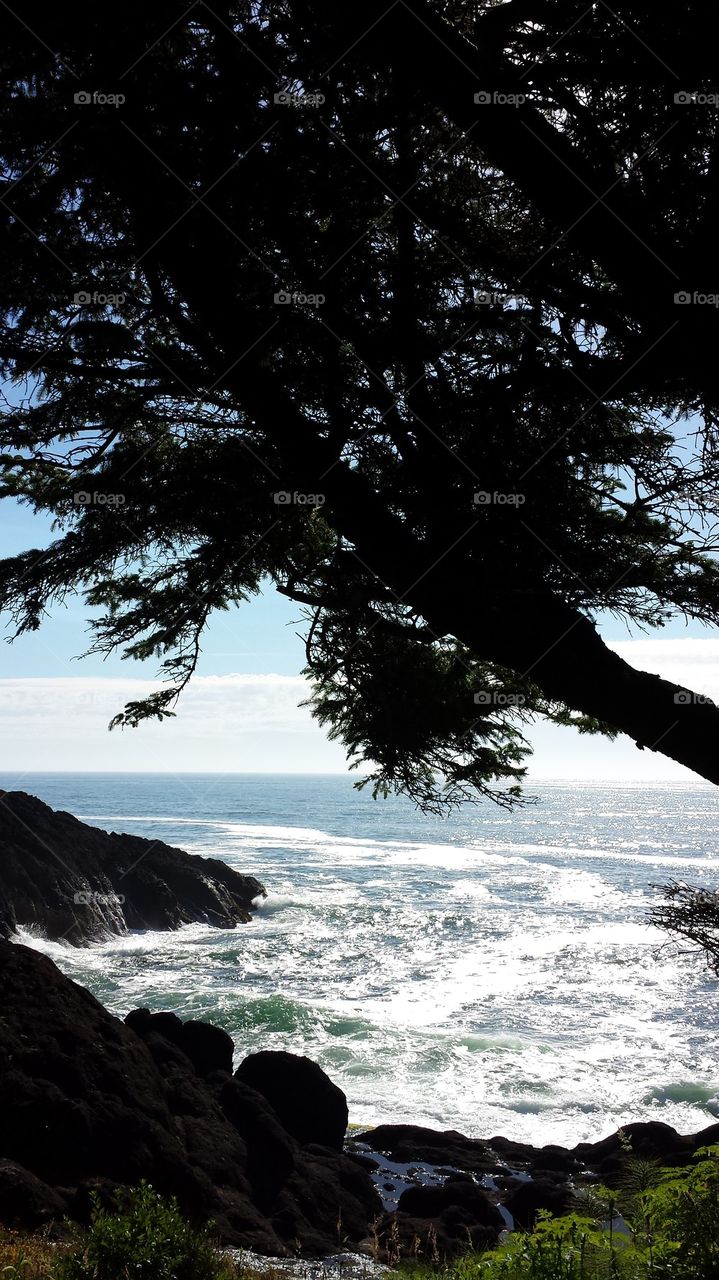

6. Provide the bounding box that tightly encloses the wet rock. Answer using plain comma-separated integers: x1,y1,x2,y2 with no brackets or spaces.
0,940,378,1254
357,1116,719,1241
530,1145,578,1175
573,1120,695,1184
354,1124,497,1174
126,1008,234,1076
398,1178,503,1228
236,1051,349,1151
0,790,265,944
504,1175,574,1229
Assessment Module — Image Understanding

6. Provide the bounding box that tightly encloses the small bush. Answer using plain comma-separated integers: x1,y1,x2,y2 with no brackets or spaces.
416,1146,719,1280
639,1145,719,1278
54,1182,233,1280
460,1212,643,1279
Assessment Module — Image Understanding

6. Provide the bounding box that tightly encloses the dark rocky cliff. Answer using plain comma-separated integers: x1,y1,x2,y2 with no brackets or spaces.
0,790,265,944
0,940,378,1254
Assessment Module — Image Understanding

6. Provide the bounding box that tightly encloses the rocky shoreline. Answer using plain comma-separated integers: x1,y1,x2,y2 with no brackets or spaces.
0,791,265,943
2,792,717,1262
2,939,718,1261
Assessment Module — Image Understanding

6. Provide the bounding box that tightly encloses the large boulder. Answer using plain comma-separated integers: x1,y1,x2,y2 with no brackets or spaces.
573,1121,699,1184
125,1009,234,1076
0,1162,68,1230
397,1178,502,1225
235,1050,349,1151
504,1175,575,1229
354,1123,499,1173
0,790,265,944
0,941,379,1254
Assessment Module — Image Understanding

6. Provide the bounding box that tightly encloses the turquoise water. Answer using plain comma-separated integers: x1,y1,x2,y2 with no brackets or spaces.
3,771,719,1146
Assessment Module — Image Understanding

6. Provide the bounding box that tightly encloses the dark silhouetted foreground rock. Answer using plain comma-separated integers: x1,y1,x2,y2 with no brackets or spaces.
125,1008,235,1076
4,937,717,1261
236,1050,349,1151
0,941,378,1253
354,1120,719,1183
356,1124,499,1174
353,1117,719,1248
0,1162,68,1231
503,1175,574,1229
0,790,265,944
378,1179,505,1256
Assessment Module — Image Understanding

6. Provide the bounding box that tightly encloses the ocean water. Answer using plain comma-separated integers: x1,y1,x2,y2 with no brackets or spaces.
3,771,719,1149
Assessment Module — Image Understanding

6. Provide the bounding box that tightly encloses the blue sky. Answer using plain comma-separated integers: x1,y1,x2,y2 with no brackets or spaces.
1,493,717,778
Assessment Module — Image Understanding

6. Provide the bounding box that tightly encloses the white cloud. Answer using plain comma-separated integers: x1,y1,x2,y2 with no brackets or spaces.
1,640,719,779
609,638,719,696
0,673,349,772
528,638,719,783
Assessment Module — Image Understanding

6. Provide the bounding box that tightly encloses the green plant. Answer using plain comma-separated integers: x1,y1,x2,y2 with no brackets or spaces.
412,1146,719,1280
54,1183,233,1280
637,1146,719,1279
0,1230,65,1280
1,1261,29,1280
468,1212,641,1280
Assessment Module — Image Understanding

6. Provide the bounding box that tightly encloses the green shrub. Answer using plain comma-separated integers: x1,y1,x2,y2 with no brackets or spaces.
459,1212,644,1280
639,1145,719,1278
418,1146,719,1280
54,1182,233,1280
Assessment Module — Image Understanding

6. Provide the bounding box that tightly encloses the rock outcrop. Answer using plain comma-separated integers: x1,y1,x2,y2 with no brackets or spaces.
353,1118,719,1246
0,940,379,1253
0,790,265,944
235,1050,349,1151
356,1119,719,1185
3,931,718,1261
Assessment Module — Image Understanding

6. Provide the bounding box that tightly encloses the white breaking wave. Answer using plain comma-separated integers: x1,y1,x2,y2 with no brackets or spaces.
9,776,719,1147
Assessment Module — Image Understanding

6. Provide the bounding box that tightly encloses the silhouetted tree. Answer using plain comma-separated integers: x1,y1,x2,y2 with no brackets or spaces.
1,2,719,814
651,881,719,975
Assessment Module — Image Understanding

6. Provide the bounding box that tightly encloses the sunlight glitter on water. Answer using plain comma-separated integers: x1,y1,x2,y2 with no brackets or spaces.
8,773,719,1147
